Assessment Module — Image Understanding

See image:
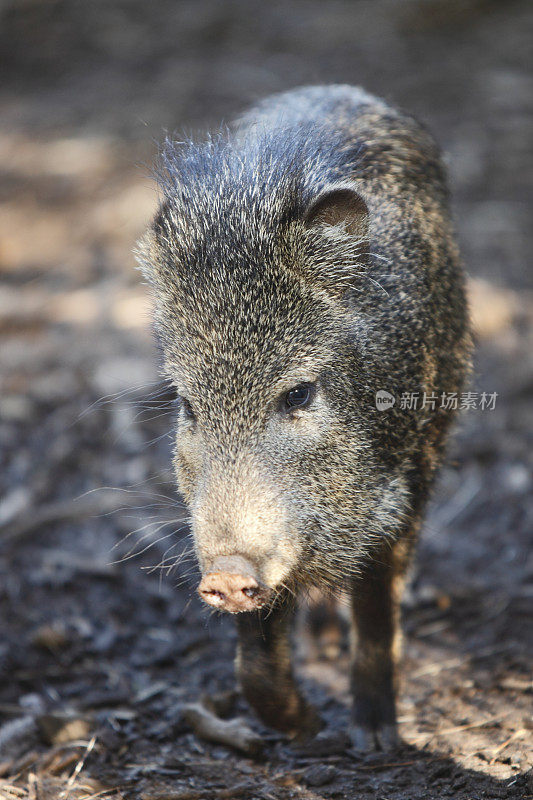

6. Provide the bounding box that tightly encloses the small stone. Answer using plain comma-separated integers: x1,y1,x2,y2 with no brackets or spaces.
303,763,337,787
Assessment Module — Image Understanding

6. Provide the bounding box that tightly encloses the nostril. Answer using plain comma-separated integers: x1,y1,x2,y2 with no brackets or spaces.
203,588,226,601
198,558,273,613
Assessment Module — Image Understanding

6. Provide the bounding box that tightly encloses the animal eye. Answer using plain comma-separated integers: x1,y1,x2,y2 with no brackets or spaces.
178,396,195,420
284,384,314,410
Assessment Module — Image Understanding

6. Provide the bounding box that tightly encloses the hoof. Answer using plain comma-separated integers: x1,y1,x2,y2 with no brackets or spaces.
349,722,399,752
286,705,324,743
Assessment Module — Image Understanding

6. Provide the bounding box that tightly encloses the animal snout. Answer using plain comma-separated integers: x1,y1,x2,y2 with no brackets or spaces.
198,555,272,613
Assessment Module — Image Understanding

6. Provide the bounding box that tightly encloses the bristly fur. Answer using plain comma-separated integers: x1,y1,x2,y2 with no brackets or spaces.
150,123,371,298
137,83,472,746
137,84,470,594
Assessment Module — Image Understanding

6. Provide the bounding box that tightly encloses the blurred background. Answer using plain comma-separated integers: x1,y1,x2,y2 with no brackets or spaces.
0,2,531,798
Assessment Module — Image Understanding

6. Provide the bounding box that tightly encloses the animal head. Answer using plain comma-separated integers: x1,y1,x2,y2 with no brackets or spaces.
136,130,409,609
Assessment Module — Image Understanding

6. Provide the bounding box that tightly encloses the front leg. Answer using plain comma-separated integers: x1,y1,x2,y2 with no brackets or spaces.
236,598,322,741
350,544,405,751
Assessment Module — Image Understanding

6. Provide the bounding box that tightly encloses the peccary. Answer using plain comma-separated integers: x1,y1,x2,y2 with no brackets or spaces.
136,85,471,749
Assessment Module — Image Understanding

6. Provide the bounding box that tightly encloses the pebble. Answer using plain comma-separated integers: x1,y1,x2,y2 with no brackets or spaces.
303,763,337,787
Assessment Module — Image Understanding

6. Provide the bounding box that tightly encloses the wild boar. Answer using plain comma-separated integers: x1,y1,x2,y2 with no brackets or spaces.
136,85,471,749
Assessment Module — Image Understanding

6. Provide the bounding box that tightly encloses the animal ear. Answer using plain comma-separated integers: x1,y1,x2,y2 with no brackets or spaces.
297,186,370,297
304,186,369,241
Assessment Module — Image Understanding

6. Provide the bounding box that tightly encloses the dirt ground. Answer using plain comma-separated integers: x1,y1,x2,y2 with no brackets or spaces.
0,1,531,798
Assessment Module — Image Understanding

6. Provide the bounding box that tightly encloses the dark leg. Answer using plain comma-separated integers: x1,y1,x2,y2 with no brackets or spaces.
305,589,346,660
236,598,322,741
350,542,408,751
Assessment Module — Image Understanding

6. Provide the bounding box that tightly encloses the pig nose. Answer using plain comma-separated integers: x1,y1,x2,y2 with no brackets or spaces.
198,555,272,613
